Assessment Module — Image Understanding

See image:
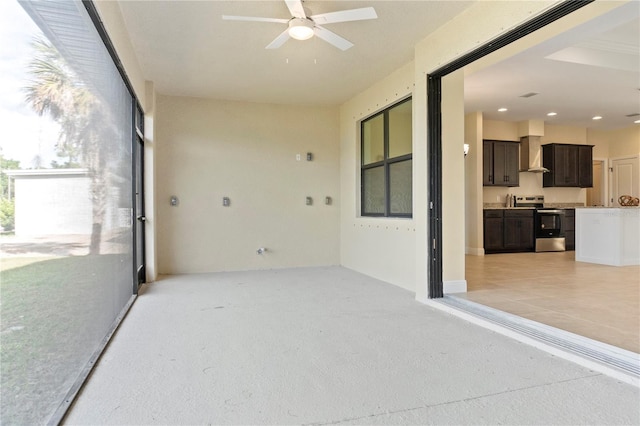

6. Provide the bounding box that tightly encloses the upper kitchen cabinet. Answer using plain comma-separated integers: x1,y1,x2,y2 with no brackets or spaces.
483,140,520,187
542,143,593,187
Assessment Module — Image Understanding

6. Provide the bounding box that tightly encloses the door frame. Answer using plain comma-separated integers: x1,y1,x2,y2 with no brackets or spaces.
427,0,593,298
588,157,608,207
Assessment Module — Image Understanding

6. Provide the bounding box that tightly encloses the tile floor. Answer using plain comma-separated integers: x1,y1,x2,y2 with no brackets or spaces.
461,251,640,353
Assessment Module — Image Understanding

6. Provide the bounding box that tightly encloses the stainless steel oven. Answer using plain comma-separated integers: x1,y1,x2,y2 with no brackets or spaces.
535,209,565,252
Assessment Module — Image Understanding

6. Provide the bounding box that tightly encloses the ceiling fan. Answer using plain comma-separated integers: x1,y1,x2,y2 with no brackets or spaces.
222,0,377,51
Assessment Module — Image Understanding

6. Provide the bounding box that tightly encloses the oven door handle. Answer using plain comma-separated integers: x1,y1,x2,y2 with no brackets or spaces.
537,209,565,214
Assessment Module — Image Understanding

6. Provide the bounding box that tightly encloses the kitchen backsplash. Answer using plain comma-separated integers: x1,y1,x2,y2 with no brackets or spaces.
483,171,586,206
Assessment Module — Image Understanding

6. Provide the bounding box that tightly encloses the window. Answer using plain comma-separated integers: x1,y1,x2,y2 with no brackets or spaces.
361,98,412,217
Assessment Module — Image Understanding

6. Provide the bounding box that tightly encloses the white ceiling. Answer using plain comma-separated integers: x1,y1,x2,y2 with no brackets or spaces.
118,0,472,105
117,1,640,130
465,1,640,131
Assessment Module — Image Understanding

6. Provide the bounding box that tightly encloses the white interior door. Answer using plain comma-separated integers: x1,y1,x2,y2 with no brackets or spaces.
610,156,639,206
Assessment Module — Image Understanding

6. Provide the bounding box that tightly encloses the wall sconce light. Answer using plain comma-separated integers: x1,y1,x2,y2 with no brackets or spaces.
463,144,470,157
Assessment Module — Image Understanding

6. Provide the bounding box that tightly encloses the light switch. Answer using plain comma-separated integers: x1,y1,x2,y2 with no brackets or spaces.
170,195,179,206
325,196,332,205
222,197,230,207
306,196,313,206
306,152,313,161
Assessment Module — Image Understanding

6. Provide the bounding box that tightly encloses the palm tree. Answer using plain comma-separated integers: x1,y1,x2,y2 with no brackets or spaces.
23,36,108,254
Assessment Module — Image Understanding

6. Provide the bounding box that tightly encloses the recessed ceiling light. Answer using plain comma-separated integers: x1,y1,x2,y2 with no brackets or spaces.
498,108,508,112
592,116,603,120
547,112,557,116
635,119,640,124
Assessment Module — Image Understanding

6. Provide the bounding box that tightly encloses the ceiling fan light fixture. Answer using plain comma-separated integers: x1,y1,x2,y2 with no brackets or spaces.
288,19,314,40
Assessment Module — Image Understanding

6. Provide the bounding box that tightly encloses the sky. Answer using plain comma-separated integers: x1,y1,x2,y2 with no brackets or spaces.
0,0,62,168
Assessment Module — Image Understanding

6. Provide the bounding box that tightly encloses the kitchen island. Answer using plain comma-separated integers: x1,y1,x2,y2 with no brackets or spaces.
575,207,640,266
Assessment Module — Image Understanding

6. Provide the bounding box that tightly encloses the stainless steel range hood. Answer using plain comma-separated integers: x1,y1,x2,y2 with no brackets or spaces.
519,135,549,173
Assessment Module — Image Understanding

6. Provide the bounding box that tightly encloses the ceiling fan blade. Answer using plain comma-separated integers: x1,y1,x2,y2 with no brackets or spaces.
285,0,306,18
313,26,353,51
311,7,377,25
266,29,291,49
222,15,289,24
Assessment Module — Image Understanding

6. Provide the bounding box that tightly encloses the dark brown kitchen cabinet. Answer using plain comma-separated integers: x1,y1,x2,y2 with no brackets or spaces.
483,140,520,187
563,209,575,251
483,210,504,252
484,209,534,254
542,143,593,188
577,146,593,187
503,210,534,251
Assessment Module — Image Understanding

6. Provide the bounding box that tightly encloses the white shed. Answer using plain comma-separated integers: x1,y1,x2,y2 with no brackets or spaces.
5,169,92,236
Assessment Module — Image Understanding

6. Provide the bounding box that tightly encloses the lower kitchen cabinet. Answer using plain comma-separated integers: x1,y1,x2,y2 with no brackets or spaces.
483,210,504,252
564,209,575,251
484,209,534,254
504,210,534,251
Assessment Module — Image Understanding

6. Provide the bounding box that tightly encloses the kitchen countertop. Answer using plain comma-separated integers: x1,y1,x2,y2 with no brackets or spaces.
483,203,584,210
575,206,640,209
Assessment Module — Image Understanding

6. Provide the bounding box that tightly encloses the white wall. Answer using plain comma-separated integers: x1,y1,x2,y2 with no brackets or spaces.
156,96,340,274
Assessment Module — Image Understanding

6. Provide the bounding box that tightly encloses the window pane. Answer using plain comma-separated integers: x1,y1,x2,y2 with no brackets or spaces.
0,1,134,424
390,160,412,215
362,166,385,214
388,99,412,159
362,114,384,165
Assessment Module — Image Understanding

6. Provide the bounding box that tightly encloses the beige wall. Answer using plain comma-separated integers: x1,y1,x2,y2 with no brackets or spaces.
441,70,466,293
144,81,158,281
339,62,416,292
94,1,146,109
590,126,640,159
465,112,484,255
483,120,519,141
340,0,580,299
156,96,340,274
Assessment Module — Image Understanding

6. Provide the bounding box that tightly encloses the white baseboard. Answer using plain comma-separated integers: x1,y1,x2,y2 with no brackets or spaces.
443,279,467,294
465,247,484,256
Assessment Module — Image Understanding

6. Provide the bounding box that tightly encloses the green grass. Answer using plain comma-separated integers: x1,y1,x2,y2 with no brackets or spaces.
1,254,133,425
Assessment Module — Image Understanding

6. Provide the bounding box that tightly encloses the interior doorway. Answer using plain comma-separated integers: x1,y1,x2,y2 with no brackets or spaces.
586,159,606,206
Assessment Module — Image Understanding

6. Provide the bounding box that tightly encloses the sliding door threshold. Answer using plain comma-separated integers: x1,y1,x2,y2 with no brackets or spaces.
430,295,639,386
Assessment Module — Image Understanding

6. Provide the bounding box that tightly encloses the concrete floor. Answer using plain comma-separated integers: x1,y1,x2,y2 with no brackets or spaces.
65,267,640,425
